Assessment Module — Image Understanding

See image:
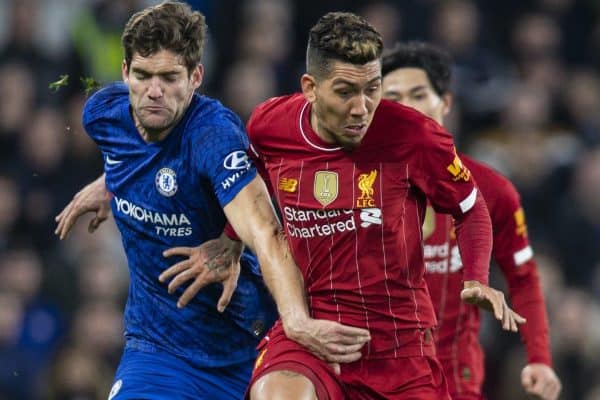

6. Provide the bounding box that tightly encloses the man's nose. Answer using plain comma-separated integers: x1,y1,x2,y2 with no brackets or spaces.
147,77,163,99
350,95,368,117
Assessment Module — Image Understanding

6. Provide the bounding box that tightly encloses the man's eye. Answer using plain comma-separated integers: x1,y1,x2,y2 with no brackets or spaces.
365,85,380,95
135,74,149,80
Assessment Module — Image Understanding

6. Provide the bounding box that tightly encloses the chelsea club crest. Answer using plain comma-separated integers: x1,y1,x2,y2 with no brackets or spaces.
155,167,178,197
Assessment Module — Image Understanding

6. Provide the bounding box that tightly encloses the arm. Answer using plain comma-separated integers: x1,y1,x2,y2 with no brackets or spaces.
490,187,560,398
223,175,371,363
55,173,111,239
410,120,524,330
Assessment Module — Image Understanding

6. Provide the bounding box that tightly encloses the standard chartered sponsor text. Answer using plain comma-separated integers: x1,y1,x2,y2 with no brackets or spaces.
283,206,355,238
114,196,192,237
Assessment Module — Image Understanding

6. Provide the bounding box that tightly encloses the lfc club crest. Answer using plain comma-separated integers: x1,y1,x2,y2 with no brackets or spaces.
356,169,377,208
314,171,338,206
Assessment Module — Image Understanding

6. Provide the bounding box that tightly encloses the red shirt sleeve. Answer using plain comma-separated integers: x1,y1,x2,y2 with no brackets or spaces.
475,162,552,365
410,119,492,284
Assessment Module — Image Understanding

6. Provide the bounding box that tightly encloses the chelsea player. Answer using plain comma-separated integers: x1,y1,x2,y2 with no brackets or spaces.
56,2,284,399
57,3,378,398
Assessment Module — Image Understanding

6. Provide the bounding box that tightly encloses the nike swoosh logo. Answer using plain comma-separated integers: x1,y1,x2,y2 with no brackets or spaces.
106,155,123,165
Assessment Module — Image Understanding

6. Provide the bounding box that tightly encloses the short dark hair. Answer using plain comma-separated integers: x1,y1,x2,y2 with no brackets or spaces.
382,41,453,96
122,1,207,73
307,12,383,80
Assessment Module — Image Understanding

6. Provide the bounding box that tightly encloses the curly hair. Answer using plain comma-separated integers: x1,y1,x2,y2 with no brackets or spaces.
121,1,207,73
382,41,453,96
307,12,383,80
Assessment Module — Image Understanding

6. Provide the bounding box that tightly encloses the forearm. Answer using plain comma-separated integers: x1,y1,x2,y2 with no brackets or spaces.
505,259,552,365
454,191,492,285
223,176,310,328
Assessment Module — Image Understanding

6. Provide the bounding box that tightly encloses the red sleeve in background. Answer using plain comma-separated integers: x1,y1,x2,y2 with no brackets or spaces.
502,257,553,365
453,190,492,285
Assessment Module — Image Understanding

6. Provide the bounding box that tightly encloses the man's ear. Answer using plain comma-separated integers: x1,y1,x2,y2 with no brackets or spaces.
191,64,203,89
301,73,317,103
442,93,453,117
122,60,129,83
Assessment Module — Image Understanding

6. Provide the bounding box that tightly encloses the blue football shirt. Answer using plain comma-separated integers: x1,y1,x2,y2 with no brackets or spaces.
82,82,276,367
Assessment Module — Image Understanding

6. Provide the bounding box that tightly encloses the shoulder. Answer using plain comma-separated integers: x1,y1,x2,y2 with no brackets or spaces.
185,95,246,140
461,153,521,206
247,93,304,137
82,82,129,127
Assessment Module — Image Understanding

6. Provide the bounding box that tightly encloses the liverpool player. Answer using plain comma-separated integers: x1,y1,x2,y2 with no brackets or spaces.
381,41,561,400
241,13,524,400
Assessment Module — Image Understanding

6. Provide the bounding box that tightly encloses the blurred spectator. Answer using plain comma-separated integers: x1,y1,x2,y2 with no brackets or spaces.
562,68,600,146
430,0,516,136
551,148,600,287
0,62,36,163
222,58,278,121
45,345,113,400
68,0,143,84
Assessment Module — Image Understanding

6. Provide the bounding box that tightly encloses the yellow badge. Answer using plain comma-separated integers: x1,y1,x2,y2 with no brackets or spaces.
278,177,298,193
514,207,528,237
254,349,267,370
356,169,377,208
446,154,471,182
314,171,338,206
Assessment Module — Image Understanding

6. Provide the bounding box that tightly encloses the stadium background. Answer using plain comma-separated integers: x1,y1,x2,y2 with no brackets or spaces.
0,0,598,398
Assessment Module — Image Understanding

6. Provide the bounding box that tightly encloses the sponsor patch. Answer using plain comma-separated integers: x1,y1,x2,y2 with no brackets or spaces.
514,207,528,237
223,151,250,170
446,154,471,182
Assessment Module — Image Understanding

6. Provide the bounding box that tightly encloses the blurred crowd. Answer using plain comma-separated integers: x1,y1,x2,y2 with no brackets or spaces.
0,0,598,398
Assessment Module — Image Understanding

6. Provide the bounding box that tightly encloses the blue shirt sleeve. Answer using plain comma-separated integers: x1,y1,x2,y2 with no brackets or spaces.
191,115,257,207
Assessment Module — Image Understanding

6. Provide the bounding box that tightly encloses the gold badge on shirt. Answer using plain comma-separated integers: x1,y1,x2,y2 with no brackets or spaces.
314,171,338,206
356,169,377,208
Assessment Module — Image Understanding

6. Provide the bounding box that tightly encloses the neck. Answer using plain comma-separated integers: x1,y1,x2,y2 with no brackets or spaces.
309,105,334,144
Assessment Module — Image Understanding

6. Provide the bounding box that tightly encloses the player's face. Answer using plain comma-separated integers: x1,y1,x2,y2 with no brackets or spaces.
302,60,382,150
123,49,202,141
382,67,450,125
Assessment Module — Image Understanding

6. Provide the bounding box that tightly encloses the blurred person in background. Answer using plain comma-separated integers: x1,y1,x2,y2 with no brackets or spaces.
467,82,580,241
382,41,561,400
45,345,112,400
0,62,36,163
429,0,515,140
0,249,64,399
551,148,600,288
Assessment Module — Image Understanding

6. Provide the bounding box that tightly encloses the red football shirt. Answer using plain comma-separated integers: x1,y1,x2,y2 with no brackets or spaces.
247,94,492,359
424,154,552,395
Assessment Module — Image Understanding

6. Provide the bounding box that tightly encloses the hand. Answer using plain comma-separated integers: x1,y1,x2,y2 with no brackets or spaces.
521,363,562,400
55,174,111,240
159,234,243,311
460,280,526,332
283,316,371,364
